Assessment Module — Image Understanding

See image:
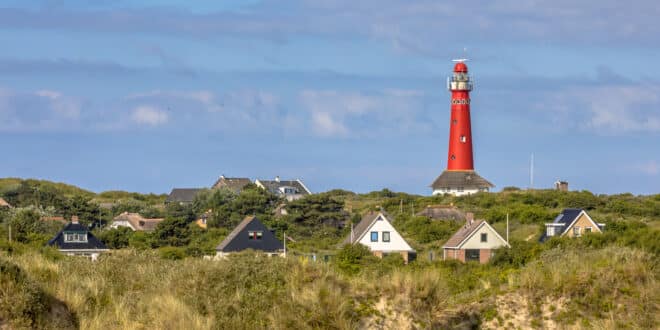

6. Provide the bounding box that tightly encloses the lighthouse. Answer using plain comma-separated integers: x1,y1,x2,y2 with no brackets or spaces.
430,60,494,196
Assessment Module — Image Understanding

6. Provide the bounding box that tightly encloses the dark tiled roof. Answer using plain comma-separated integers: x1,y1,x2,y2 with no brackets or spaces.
165,188,203,203
216,216,283,253
212,177,251,193
258,179,311,196
47,222,108,250
443,220,486,248
416,205,466,221
343,211,392,244
430,170,494,190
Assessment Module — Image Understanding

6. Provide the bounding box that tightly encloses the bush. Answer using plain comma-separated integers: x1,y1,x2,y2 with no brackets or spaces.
159,246,187,260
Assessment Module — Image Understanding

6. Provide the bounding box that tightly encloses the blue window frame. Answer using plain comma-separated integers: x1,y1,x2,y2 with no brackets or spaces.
370,231,378,242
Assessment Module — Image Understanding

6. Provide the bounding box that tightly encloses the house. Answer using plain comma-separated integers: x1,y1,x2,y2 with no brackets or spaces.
195,210,212,229
212,175,252,193
343,211,416,263
540,208,604,242
443,214,510,263
431,171,494,196
47,216,108,261
215,216,284,258
165,188,203,204
255,177,312,201
416,204,466,221
0,197,12,208
110,212,164,232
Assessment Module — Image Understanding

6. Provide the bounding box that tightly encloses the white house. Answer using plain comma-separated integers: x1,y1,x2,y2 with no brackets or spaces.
344,211,415,263
443,214,510,263
255,177,312,201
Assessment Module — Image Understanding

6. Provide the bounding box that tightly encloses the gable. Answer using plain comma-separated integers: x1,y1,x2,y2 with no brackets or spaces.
458,222,509,249
217,218,283,253
356,214,414,252
562,212,602,236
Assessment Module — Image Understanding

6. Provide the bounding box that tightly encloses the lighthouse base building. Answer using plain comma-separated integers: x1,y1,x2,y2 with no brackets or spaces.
431,170,494,196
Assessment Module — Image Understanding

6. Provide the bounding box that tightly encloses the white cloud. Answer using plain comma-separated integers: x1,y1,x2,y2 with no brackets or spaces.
535,84,660,134
634,161,659,176
131,105,168,126
312,111,348,137
299,89,428,137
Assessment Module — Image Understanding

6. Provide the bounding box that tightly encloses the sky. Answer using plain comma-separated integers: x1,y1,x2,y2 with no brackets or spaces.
0,0,658,195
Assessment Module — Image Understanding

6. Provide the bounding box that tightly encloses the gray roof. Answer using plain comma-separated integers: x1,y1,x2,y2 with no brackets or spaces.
212,176,252,193
165,188,203,203
343,211,392,245
258,179,311,196
430,170,494,190
416,205,466,221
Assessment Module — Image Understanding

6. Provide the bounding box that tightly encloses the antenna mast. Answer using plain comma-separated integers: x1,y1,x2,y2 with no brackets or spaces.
530,153,535,190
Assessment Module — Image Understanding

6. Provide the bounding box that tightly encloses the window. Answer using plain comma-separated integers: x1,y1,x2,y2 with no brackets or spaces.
584,227,592,233
248,231,263,240
370,232,378,242
466,249,480,262
452,119,458,125
460,135,467,143
457,187,464,192
450,155,456,160
64,232,87,243
573,226,580,236
481,233,487,242
382,232,390,242
546,226,555,237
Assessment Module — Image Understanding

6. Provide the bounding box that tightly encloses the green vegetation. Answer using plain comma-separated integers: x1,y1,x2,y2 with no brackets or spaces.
0,178,658,328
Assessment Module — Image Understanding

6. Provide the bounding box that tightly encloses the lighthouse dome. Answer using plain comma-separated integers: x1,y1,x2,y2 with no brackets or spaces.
453,62,468,73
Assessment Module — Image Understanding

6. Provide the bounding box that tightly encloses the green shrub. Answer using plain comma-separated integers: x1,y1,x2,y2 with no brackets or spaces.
159,246,187,260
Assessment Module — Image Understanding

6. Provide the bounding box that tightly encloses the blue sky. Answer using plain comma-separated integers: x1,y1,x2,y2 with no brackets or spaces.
0,0,658,195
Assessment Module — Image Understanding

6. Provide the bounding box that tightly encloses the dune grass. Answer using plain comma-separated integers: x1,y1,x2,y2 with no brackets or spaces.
1,244,657,329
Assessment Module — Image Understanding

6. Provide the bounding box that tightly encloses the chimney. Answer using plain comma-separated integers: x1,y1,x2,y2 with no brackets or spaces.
466,212,474,226
275,176,280,182
71,216,79,224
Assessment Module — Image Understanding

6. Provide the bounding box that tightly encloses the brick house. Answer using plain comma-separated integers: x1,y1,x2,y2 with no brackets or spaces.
443,214,509,263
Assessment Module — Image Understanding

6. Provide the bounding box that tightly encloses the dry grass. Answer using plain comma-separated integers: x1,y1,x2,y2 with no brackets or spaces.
1,245,657,329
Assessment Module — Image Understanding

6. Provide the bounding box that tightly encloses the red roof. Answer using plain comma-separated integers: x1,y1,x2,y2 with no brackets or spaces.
453,62,468,73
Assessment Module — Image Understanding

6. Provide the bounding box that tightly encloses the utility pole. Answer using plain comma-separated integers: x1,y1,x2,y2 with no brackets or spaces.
506,213,510,246
283,232,287,258
8,224,11,243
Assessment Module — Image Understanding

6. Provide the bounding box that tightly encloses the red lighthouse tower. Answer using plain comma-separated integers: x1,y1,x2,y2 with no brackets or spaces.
431,60,494,196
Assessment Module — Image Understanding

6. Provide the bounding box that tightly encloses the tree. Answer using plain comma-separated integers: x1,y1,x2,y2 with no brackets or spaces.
150,217,193,247
95,227,133,249
6,208,54,243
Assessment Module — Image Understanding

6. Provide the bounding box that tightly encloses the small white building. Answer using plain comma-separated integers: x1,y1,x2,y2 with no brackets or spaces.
344,211,416,263
430,170,494,196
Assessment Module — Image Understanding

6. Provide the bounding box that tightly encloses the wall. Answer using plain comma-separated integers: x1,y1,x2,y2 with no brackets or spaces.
357,217,413,252
565,213,602,237
460,224,508,249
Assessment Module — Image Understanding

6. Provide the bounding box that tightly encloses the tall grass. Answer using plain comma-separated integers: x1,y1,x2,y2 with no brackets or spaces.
1,245,657,329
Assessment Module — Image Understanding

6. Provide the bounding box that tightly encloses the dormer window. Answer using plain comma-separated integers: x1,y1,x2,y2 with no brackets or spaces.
278,186,298,195
248,231,263,240
64,232,88,243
